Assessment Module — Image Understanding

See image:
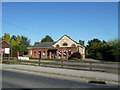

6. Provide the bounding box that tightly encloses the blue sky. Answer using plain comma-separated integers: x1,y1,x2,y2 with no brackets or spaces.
2,2,118,45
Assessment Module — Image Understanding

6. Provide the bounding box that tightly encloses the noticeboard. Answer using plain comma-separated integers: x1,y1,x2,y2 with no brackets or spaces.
5,48,10,54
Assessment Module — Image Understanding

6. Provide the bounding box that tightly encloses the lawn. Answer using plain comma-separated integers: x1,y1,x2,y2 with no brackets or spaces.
21,59,57,63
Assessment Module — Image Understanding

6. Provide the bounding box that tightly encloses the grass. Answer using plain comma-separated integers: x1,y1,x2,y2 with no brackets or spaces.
2,59,57,64
22,63,39,66
21,59,57,63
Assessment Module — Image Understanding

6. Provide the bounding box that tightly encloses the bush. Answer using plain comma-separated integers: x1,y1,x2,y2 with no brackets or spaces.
23,55,32,58
68,52,82,60
3,57,17,60
2,60,17,64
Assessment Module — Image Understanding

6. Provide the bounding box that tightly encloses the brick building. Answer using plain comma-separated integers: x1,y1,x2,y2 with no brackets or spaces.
0,40,12,57
28,35,85,59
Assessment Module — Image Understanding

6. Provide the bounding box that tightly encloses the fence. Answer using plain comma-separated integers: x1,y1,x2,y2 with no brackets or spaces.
2,58,119,74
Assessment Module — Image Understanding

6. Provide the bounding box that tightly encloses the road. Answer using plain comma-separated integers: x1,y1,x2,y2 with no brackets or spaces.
2,69,118,88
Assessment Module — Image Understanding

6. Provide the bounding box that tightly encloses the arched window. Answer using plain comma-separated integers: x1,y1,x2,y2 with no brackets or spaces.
56,44,59,47
71,44,76,47
63,43,68,46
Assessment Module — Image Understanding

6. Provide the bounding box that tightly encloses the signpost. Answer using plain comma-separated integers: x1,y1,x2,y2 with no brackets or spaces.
0,48,4,63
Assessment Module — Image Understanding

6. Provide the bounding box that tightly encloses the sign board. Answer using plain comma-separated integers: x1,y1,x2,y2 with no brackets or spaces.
18,56,29,60
0,48,5,53
5,48,10,54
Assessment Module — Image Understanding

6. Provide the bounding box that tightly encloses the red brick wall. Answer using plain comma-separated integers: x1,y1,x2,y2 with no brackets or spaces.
28,48,49,58
57,47,78,59
28,47,85,59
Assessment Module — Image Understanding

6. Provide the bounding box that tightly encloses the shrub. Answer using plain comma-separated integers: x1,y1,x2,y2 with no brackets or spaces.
68,52,82,60
3,57,17,60
23,55,32,58
2,60,17,64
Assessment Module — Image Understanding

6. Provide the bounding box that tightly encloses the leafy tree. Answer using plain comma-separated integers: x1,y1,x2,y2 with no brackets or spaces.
11,35,31,54
41,35,54,42
11,35,22,52
19,36,31,54
3,33,10,44
79,40,85,46
86,38,120,62
86,38,103,59
98,42,113,61
16,35,22,44
11,35,17,41
11,35,21,46
10,35,17,43
106,39,120,61
20,36,30,46
12,44,21,51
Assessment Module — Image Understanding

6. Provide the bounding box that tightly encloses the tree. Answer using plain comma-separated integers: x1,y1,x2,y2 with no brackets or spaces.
3,33,10,44
106,39,120,61
41,35,54,42
20,36,31,54
79,40,85,46
11,35,22,52
86,38,103,59
20,36,30,46
10,35,17,43
86,38,120,62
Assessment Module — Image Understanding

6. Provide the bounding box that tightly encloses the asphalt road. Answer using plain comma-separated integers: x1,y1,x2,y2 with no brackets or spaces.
2,69,118,88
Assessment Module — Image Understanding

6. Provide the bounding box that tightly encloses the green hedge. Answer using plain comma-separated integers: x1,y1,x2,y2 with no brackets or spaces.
3,57,17,60
2,60,17,64
23,55,32,58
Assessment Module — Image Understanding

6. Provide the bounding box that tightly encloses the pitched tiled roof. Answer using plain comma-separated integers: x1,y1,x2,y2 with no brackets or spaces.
31,42,56,48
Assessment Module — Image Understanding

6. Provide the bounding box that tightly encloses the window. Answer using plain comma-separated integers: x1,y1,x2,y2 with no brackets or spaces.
71,44,76,47
58,51,62,56
63,43,68,46
63,51,67,56
56,44,59,47
34,52,36,56
43,51,46,56
68,50,71,55
30,51,32,55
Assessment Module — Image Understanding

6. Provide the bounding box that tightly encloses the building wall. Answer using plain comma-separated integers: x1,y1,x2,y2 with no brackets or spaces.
53,35,79,47
2,41,11,48
28,48,49,58
56,47,78,59
28,47,85,59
